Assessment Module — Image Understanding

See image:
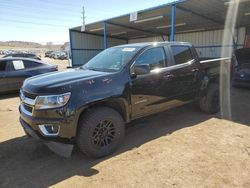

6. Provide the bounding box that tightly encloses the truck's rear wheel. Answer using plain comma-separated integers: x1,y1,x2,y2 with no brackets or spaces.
77,107,125,158
199,83,220,114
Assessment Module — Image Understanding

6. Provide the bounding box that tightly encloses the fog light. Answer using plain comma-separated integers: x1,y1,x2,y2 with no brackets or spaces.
38,125,60,136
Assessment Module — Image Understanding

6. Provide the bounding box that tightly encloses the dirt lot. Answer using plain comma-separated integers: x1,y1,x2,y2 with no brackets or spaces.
41,57,71,71
0,59,250,187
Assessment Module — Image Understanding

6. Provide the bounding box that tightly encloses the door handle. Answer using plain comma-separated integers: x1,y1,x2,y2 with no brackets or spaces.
191,68,199,72
163,73,174,79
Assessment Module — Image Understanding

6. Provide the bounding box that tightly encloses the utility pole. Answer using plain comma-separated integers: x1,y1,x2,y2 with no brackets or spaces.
81,6,85,32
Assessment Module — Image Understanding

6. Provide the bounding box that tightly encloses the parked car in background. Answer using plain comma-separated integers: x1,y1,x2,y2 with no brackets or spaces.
45,51,68,60
45,51,53,57
232,48,250,88
52,51,68,60
3,53,41,60
49,51,56,59
0,57,58,93
56,51,67,60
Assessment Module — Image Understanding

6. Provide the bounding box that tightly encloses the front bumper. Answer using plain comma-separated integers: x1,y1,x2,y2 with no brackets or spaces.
19,102,78,139
20,118,74,157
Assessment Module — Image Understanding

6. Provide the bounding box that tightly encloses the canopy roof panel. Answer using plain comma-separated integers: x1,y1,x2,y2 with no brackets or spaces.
71,0,250,39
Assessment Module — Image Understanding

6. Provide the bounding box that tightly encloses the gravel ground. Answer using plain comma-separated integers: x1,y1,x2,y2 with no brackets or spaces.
0,58,249,187
41,57,71,71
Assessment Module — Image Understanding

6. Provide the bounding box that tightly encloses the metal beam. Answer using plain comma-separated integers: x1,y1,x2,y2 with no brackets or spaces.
104,21,108,49
105,21,167,37
69,29,127,41
171,4,176,41
176,5,223,25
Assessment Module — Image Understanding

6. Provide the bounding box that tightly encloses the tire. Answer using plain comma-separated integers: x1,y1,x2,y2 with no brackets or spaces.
77,107,125,158
199,83,220,114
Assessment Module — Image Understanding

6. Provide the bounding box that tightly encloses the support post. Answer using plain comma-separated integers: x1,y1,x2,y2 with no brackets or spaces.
69,29,74,67
171,4,176,42
233,28,238,51
104,21,107,49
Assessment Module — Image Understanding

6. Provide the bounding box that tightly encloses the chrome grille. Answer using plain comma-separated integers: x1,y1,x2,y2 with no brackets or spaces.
20,90,36,116
23,104,33,113
22,91,37,99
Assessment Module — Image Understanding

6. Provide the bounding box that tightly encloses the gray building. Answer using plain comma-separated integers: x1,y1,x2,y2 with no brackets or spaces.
69,0,250,66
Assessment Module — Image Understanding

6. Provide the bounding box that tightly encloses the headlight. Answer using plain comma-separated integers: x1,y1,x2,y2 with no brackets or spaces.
35,93,71,110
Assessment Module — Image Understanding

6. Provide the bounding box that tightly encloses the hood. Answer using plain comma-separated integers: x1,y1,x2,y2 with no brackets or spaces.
235,48,250,65
23,68,111,94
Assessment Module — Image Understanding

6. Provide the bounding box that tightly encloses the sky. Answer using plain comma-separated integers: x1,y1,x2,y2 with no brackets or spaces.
0,0,173,44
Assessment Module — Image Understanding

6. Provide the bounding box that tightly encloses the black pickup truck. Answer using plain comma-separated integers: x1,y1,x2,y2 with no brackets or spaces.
19,42,230,158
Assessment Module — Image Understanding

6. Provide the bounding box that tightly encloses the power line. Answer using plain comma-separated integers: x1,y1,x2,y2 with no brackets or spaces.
0,10,118,28
0,2,131,29
0,18,71,28
2,22,69,33
0,4,81,17
0,10,81,24
0,2,122,15
0,6,114,22
0,1,80,10
0,8,102,21
9,0,82,8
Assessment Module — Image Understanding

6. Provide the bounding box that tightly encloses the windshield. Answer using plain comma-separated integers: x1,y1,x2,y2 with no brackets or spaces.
82,47,140,72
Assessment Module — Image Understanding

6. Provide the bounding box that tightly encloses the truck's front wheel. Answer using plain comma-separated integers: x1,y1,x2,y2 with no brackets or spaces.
77,107,125,158
199,83,220,114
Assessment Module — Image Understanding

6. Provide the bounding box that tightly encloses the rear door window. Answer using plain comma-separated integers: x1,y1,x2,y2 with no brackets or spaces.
171,45,193,65
0,61,7,71
6,60,25,71
13,60,25,70
23,60,40,68
135,47,166,70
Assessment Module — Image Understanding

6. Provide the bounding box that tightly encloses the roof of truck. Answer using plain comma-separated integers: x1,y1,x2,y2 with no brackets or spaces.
115,41,192,48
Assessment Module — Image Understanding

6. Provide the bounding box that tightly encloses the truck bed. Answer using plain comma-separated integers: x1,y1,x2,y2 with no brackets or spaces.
200,57,231,69
200,57,231,76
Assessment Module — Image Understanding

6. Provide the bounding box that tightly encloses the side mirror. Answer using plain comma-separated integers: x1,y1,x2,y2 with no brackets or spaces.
134,64,151,75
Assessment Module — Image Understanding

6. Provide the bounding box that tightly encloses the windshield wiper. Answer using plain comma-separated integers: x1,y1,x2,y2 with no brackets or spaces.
81,66,116,72
79,66,86,70
87,67,101,71
79,66,100,71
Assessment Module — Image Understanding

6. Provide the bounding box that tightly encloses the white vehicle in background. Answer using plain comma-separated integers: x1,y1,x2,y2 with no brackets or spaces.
49,51,68,60
56,51,68,60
